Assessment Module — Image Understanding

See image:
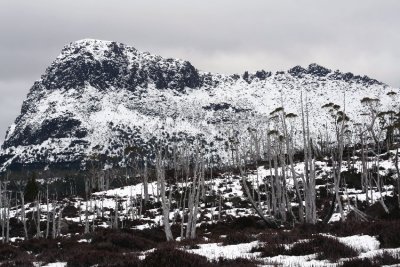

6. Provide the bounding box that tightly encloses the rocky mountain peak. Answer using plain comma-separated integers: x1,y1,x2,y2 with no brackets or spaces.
40,39,201,92
0,39,395,173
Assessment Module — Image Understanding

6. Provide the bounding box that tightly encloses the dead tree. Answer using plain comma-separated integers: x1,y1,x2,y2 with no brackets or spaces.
0,182,3,243
84,177,90,234
271,106,305,223
20,191,28,240
233,136,278,228
322,99,348,223
361,97,389,213
52,198,57,239
180,147,190,240
36,193,42,238
395,148,400,208
5,193,10,243
188,152,203,239
143,159,149,204
46,183,50,238
113,195,119,229
57,205,63,237
156,150,174,241
84,200,90,234
301,92,317,224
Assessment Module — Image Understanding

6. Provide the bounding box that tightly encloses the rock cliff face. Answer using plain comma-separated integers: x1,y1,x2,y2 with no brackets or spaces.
0,39,397,172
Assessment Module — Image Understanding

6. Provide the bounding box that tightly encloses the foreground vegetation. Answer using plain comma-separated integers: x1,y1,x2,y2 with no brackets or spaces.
0,217,400,266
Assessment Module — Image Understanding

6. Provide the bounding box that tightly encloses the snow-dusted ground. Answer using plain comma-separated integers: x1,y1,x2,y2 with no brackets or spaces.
187,241,261,261
192,235,399,267
35,263,67,267
134,234,399,267
2,145,399,266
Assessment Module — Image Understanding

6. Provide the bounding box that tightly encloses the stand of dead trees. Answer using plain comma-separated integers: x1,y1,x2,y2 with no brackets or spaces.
1,89,400,243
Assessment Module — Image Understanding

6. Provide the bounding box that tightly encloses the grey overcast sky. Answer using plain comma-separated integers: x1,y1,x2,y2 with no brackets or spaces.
0,0,399,141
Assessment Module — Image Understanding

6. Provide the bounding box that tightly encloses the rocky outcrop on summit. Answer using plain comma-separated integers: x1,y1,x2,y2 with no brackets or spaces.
41,39,201,92
0,39,397,172
288,63,381,85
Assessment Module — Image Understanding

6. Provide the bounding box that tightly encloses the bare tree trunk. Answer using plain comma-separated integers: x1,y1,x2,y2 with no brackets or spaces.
235,143,278,228
218,193,222,222
101,198,104,219
6,194,10,243
57,207,63,237
143,159,149,204
114,196,119,229
395,148,400,208
92,204,96,232
306,105,317,224
84,200,89,234
46,184,50,238
139,196,143,218
360,132,369,206
298,90,318,224
375,140,390,213
185,155,197,239
267,135,277,216
280,108,304,223
273,153,283,220
332,158,344,218
36,194,42,238
278,144,287,222
185,185,195,238
190,160,203,239
184,149,205,239
180,178,187,240
20,192,28,240
0,182,4,243
52,199,56,239
130,190,135,220
156,151,174,241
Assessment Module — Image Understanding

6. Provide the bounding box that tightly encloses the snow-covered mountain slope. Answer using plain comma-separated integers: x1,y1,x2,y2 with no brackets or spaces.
1,39,398,172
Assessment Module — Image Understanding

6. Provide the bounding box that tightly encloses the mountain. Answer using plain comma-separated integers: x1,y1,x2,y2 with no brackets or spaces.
0,39,397,172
